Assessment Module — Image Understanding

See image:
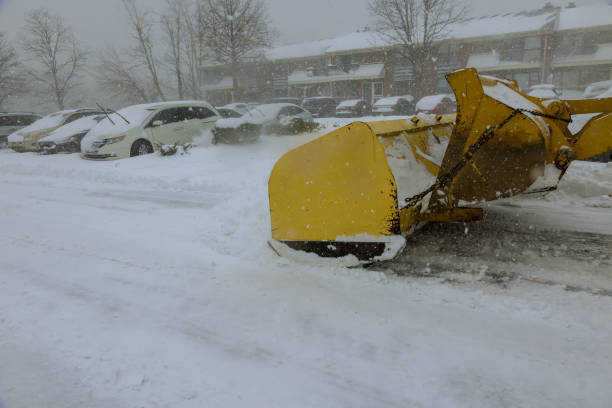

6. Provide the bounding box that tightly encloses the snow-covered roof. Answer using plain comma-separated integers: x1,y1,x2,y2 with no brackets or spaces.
266,31,389,61
558,4,612,31
202,4,612,67
288,63,384,85
447,9,557,40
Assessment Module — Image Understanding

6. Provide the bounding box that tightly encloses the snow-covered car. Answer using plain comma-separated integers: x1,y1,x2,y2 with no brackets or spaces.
216,107,244,119
302,97,337,117
7,108,102,152
213,103,314,144
220,103,250,115
81,101,221,160
37,115,105,154
415,94,456,114
372,95,414,116
335,99,371,117
0,112,42,147
526,84,561,99
582,80,612,98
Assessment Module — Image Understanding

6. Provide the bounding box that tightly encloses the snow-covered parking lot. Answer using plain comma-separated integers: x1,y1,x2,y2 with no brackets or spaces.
1,122,611,408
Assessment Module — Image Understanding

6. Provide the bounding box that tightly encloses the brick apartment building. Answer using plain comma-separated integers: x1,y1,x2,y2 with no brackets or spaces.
201,2,612,106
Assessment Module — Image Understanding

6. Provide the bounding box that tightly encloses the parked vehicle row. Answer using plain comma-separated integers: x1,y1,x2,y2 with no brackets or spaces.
2,100,320,160
0,113,42,147
7,108,104,152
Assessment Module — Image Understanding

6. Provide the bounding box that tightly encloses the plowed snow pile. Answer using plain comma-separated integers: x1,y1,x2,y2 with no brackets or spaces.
0,123,611,408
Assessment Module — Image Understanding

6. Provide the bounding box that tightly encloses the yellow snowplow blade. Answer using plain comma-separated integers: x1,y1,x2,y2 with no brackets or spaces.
269,116,455,261
269,68,612,262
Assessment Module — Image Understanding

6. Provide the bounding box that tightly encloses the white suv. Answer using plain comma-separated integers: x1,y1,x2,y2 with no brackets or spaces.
81,101,220,160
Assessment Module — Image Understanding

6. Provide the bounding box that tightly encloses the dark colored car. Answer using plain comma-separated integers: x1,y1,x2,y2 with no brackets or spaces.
335,99,372,117
216,107,243,118
372,96,415,116
302,97,337,117
415,94,456,114
0,112,42,147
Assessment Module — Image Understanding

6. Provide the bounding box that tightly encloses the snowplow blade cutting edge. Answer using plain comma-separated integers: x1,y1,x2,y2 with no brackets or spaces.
268,68,612,262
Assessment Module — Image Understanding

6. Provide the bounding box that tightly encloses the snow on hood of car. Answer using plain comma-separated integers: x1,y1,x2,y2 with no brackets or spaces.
337,99,364,109
87,104,160,138
39,115,104,143
416,94,453,111
374,95,413,107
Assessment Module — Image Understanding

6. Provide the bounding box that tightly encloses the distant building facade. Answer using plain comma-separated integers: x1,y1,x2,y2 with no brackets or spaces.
201,3,612,105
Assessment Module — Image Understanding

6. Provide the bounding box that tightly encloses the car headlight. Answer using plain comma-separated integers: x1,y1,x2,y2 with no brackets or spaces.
101,135,125,146
70,132,89,142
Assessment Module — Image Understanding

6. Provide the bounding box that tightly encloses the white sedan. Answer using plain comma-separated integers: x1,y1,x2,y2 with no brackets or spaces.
81,101,220,160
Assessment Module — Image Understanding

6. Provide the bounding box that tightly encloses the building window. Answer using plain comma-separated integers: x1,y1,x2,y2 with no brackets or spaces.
524,36,541,63
374,82,384,98
502,38,525,62
513,72,530,90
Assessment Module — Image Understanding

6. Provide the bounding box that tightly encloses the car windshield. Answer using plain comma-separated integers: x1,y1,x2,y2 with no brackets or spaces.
91,104,159,136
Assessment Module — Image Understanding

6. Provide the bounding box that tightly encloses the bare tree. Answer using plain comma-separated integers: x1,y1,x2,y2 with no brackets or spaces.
182,0,208,99
123,0,167,101
160,0,186,99
0,33,26,109
201,0,273,100
95,47,151,105
368,0,467,99
21,9,85,110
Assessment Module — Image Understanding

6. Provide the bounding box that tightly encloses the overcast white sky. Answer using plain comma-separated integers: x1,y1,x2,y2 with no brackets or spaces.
0,0,606,48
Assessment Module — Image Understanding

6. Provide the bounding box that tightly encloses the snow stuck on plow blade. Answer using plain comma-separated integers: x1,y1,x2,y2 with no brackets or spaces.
268,68,612,262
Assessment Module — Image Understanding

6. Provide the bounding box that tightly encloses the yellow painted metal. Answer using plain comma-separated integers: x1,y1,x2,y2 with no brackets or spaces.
269,122,400,242
268,67,612,259
572,113,612,160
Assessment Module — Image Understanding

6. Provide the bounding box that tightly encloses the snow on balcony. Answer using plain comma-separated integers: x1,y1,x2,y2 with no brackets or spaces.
202,76,234,91
466,52,537,71
288,63,385,85
553,43,612,66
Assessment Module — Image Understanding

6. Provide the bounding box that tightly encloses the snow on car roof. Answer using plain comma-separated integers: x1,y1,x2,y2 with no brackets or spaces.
416,94,454,111
216,103,302,128
40,115,104,143
583,80,612,98
374,95,413,106
337,99,365,108
243,103,295,121
13,110,75,135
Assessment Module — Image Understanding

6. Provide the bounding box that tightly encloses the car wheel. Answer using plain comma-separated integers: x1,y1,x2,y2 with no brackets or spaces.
130,139,153,157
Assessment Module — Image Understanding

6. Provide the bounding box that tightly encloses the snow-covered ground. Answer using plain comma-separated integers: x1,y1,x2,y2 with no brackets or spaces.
1,120,611,408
